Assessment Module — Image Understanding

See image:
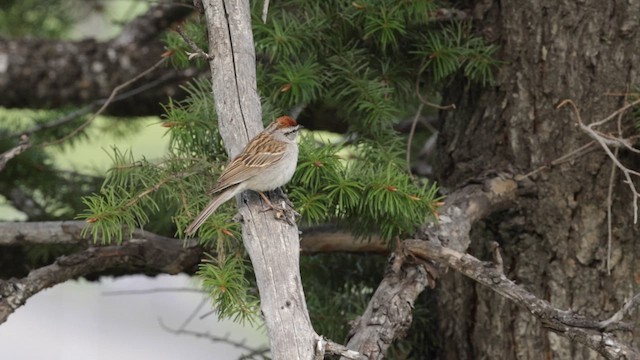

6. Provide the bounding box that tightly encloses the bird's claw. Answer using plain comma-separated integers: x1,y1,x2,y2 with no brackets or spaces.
260,200,299,225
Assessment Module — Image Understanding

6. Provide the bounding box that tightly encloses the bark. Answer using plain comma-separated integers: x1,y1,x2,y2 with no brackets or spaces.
436,0,640,358
0,3,197,116
343,176,518,359
406,238,640,359
202,1,317,359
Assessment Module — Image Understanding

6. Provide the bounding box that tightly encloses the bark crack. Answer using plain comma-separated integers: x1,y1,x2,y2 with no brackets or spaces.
221,0,251,141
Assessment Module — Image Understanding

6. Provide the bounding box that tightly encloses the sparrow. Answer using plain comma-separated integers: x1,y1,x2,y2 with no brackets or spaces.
185,116,302,235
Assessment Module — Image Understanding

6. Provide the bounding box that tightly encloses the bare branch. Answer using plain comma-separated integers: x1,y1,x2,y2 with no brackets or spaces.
176,25,212,61
404,238,639,359
202,1,318,358
300,225,387,254
0,221,388,257
342,245,432,359
316,337,367,360
19,70,184,138
517,140,597,180
598,291,640,330
406,103,424,175
159,318,269,356
0,134,31,172
558,99,640,223
0,227,202,325
342,177,517,359
102,288,205,296
261,0,270,23
41,57,169,147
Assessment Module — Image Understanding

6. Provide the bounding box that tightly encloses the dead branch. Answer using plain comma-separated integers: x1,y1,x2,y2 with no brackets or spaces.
341,244,433,359
317,338,367,360
598,291,640,330
159,318,269,356
342,176,519,359
404,239,639,360
41,56,169,147
299,225,387,254
0,224,202,325
0,135,31,172
176,25,212,61
558,98,640,223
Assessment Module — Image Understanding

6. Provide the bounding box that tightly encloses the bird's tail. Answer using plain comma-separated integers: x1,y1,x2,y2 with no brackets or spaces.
185,188,237,236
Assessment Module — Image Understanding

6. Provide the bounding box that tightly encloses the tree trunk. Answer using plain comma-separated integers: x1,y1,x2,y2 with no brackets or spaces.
436,1,640,358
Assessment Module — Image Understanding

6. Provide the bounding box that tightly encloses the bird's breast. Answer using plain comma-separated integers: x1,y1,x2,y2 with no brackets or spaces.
244,144,298,192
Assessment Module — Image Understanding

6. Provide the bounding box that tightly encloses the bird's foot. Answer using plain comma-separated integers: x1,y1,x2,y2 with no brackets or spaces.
258,191,299,225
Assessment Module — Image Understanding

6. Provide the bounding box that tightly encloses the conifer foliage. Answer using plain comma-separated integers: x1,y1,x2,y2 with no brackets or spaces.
79,0,498,346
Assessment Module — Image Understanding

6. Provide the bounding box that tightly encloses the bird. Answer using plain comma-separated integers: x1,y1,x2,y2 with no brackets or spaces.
185,116,302,236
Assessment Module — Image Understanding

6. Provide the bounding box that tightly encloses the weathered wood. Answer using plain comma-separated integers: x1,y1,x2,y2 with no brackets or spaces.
202,1,317,358
342,176,518,359
0,223,202,325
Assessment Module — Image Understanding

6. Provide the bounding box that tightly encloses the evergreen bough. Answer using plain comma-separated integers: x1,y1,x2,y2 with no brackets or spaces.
77,0,499,349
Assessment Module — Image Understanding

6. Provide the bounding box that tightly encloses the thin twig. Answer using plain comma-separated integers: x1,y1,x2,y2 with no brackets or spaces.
517,141,597,180
159,318,268,355
19,71,180,138
102,287,205,296
606,91,628,275
178,297,209,331
558,99,640,223
598,291,640,329
261,0,270,23
406,103,424,175
606,150,617,276
123,171,197,209
586,97,640,129
415,58,456,110
40,56,169,147
0,134,31,172
176,25,212,60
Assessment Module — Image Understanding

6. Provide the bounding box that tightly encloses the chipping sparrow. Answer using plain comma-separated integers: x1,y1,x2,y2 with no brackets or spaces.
185,116,302,235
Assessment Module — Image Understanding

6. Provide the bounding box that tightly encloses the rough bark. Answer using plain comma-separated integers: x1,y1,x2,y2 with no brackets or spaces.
0,3,197,116
436,0,640,358
202,1,317,359
407,238,640,359
343,176,518,359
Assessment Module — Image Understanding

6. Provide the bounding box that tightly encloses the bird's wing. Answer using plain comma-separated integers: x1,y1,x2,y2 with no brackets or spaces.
209,133,286,194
